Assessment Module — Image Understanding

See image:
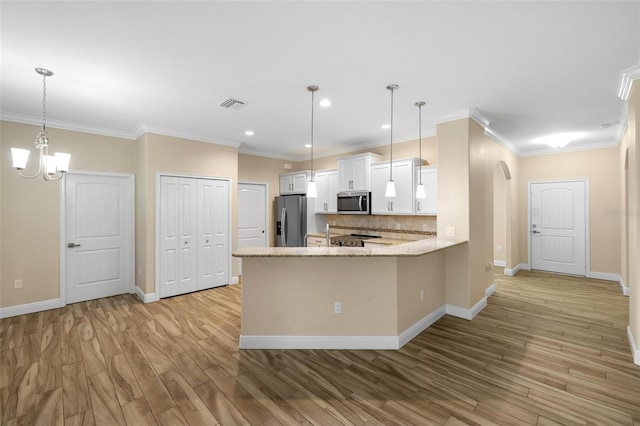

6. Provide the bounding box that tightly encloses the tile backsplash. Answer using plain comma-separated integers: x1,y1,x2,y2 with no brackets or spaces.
326,214,437,239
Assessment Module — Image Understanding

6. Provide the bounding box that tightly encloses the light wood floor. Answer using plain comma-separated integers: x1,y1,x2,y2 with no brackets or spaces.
1,269,639,425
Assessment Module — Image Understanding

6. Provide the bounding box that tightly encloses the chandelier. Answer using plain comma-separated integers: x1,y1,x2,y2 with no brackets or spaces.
11,68,71,181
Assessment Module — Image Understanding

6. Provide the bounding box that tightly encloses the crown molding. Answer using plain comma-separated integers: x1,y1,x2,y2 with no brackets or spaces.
484,126,521,156
618,65,640,101
0,112,139,140
434,107,491,129
138,124,241,148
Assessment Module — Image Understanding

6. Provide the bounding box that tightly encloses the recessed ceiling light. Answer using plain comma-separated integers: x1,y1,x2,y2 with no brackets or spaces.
600,121,620,129
305,144,312,148
244,130,255,136
319,99,332,107
381,124,391,130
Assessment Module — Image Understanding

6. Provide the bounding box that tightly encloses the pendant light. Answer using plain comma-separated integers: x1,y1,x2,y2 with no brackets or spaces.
306,85,319,198
415,101,426,199
11,68,71,181
385,84,398,198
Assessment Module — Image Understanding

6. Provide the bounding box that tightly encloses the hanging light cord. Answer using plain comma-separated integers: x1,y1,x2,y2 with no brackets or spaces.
418,103,422,184
389,86,394,181
41,72,47,132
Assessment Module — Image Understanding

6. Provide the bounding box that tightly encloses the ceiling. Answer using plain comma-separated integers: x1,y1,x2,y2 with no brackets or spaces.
1,1,639,160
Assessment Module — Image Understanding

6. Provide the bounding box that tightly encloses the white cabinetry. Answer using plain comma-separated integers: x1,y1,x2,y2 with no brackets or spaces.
280,171,310,195
415,165,437,215
371,158,419,215
314,169,338,214
337,153,381,192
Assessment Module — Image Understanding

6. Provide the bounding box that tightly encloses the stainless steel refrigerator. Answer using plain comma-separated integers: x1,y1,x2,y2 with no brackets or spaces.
275,195,326,247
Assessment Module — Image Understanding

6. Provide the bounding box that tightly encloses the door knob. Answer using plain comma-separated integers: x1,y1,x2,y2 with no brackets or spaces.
531,230,540,234
67,243,81,248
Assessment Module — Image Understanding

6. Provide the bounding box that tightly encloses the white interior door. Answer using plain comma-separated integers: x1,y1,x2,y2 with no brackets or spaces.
237,183,267,275
160,176,229,298
530,181,587,276
65,173,133,304
212,179,230,287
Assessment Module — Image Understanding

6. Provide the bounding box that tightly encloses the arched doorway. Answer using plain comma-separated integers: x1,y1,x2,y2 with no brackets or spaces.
494,160,513,274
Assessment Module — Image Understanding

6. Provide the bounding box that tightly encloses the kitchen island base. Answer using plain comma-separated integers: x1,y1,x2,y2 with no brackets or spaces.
236,240,473,350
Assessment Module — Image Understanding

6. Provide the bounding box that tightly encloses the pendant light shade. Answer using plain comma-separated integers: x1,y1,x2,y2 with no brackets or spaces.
307,85,318,198
385,84,398,198
415,101,426,199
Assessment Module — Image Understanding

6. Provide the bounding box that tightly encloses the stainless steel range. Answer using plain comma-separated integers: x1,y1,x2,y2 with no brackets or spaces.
330,234,381,247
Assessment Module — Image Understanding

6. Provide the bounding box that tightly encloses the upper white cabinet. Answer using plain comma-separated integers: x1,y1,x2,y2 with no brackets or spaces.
337,153,382,192
415,165,437,215
279,171,310,195
314,169,338,214
371,158,420,215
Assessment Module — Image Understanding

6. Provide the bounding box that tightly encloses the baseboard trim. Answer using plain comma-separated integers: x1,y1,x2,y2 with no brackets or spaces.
446,297,487,321
240,334,400,350
230,276,239,285
493,260,506,268
589,271,620,282
627,326,640,366
485,283,497,298
0,298,65,319
240,306,447,350
619,276,630,296
398,306,447,348
504,263,528,277
135,286,158,303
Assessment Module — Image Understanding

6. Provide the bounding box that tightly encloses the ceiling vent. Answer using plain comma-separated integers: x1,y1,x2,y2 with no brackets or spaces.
219,97,247,110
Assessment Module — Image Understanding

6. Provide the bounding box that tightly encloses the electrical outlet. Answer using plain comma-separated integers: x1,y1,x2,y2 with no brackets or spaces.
420,290,424,301
14,279,22,289
445,226,456,237
395,223,401,230
496,245,503,252
422,224,428,232
334,302,342,314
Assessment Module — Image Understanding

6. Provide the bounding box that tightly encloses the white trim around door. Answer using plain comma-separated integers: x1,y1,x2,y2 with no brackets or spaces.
60,171,135,305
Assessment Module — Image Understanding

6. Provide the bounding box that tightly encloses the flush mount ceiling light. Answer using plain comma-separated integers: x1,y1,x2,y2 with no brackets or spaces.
11,67,71,181
533,132,586,149
306,85,319,198
385,84,398,198
415,101,426,199
244,130,255,136
319,99,332,107
304,144,312,148
381,124,391,130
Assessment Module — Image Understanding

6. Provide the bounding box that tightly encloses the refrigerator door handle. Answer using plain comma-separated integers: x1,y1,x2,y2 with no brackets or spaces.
281,207,287,247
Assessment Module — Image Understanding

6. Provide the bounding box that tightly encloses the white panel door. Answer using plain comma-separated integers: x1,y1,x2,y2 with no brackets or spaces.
212,179,230,286
237,183,267,275
530,181,586,275
197,179,215,290
65,173,133,304
160,176,197,297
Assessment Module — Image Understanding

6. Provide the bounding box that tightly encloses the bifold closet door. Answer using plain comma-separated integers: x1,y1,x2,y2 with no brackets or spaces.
197,179,229,290
160,176,229,298
160,176,198,298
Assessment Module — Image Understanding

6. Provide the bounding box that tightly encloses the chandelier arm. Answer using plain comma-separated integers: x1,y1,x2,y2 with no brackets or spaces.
17,147,45,179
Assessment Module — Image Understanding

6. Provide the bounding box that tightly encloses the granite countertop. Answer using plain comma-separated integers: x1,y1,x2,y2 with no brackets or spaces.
233,238,467,258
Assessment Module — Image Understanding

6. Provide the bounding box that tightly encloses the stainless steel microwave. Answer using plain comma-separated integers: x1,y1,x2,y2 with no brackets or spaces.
337,191,371,214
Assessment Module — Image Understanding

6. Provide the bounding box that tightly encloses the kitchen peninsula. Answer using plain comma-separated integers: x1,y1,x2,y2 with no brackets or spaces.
233,237,469,350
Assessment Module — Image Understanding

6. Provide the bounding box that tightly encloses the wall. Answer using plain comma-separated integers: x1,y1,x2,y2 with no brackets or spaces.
518,147,621,275
494,165,507,264
137,133,239,295
0,121,137,308
624,82,639,351
238,153,295,246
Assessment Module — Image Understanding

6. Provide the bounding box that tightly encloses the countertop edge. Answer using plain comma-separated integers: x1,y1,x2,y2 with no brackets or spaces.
232,238,467,258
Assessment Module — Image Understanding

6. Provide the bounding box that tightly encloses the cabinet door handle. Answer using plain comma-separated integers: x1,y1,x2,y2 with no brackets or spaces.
417,201,421,211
